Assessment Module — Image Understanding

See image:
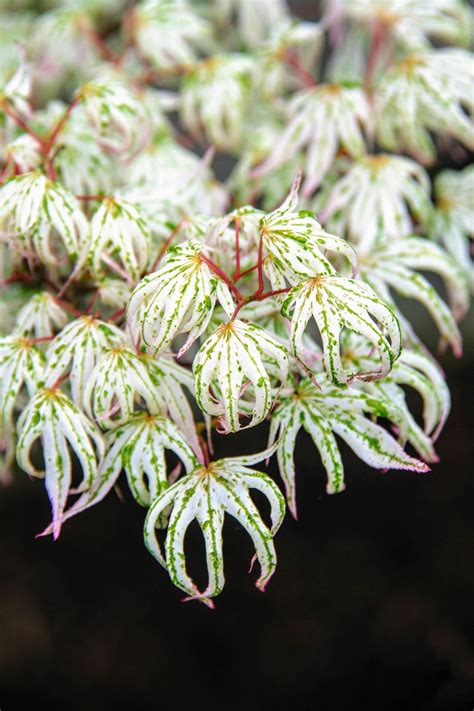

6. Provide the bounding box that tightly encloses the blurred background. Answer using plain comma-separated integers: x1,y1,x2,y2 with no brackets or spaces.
1,0,473,709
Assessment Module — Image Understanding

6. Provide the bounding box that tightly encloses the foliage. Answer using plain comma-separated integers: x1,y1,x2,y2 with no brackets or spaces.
1,0,472,606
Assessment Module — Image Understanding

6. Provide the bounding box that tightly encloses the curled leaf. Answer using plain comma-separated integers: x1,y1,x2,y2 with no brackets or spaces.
127,240,235,356
194,320,289,432
281,275,401,385
44,316,125,408
144,446,285,605
270,377,429,517
16,387,104,538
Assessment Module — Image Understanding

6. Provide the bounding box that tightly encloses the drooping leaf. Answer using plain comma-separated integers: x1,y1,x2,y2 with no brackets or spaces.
127,240,235,356
361,237,469,356
88,198,150,282
0,336,44,438
44,316,126,408
193,319,289,432
40,412,199,533
13,292,68,339
259,173,358,290
269,377,429,517
83,347,200,455
281,275,401,385
254,83,370,194
144,444,285,606
0,170,89,267
339,333,451,462
16,387,105,538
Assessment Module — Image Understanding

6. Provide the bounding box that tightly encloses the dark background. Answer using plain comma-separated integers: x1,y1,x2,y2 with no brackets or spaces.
1,0,474,709
0,351,473,711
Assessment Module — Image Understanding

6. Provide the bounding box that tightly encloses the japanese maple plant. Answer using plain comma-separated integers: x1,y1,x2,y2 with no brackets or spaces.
1,0,472,607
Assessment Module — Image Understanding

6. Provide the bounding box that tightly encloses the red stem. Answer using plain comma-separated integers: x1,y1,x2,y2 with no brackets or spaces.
148,221,184,273
108,307,126,322
199,437,210,468
0,271,33,287
256,236,264,296
1,102,47,150
44,96,80,153
283,50,317,89
234,263,259,282
50,371,71,390
364,20,386,91
86,289,100,314
81,22,120,64
76,194,108,201
31,335,55,344
44,156,57,181
254,287,290,301
199,253,243,301
53,296,84,318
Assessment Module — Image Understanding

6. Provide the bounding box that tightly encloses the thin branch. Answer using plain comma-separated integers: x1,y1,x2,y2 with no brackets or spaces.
53,296,84,318
364,20,386,91
199,253,243,301
254,287,290,301
283,50,317,89
234,262,259,282
44,96,80,153
30,335,55,344
80,20,121,64
50,371,71,390
148,220,184,273
75,194,109,201
0,102,47,150
108,307,126,322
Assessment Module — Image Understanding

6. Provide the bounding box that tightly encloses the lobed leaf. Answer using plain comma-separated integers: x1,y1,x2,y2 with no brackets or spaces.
16,388,104,538
127,240,235,356
144,446,285,605
270,377,429,517
281,275,401,385
193,319,289,432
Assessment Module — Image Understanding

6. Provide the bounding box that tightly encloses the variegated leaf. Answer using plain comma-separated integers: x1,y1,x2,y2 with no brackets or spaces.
44,316,125,408
89,198,150,282
83,347,200,452
1,336,44,436
146,356,201,457
269,377,429,517
340,334,451,462
361,237,469,356
131,0,210,71
40,413,199,534
281,275,401,385
259,173,358,290
193,319,289,432
16,387,105,538
375,50,474,163
253,83,370,194
318,155,432,256
144,444,285,606
79,80,149,157
0,170,89,267
181,53,255,151
13,292,68,339
127,240,235,356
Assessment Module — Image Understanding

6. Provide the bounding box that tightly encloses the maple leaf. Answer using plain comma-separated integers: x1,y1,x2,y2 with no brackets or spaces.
16,387,105,538
269,376,429,517
144,445,285,606
281,275,401,384
193,319,289,432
